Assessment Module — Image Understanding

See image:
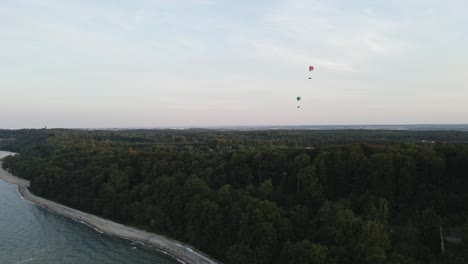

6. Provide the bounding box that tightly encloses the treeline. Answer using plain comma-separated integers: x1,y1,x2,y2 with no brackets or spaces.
3,128,468,152
2,129,468,263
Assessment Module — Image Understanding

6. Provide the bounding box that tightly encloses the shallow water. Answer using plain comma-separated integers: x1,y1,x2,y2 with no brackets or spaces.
0,151,177,264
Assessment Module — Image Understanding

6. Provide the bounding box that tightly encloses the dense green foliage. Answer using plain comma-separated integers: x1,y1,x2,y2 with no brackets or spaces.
2,129,468,263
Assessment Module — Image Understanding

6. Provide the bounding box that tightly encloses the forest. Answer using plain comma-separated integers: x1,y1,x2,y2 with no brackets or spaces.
1,128,468,264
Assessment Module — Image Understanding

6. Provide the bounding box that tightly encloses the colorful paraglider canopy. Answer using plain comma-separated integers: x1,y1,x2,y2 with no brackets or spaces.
297,96,301,101
309,66,314,71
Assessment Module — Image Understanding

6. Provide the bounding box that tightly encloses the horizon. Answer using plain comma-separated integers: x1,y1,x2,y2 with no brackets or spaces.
1,0,467,128
3,123,468,131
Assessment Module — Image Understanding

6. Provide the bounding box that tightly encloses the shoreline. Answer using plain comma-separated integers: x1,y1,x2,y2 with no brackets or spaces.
0,165,219,264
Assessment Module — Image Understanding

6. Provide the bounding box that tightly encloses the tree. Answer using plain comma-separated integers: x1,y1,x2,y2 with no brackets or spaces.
258,179,273,200
354,220,390,264
280,240,328,264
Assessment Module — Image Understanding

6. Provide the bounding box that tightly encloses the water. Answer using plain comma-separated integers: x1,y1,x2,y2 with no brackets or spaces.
0,151,177,264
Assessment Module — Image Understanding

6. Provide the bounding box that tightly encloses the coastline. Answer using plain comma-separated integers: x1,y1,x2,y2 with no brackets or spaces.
0,165,219,264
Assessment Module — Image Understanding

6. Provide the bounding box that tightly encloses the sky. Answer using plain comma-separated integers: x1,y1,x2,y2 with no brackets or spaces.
1,0,467,129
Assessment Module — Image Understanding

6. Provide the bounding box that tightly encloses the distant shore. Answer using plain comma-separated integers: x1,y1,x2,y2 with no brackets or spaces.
0,160,219,264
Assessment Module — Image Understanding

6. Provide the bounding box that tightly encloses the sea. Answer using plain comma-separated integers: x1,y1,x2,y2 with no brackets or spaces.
0,151,177,264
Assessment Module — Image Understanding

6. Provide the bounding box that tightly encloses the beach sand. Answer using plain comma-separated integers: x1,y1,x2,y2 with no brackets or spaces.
0,165,219,264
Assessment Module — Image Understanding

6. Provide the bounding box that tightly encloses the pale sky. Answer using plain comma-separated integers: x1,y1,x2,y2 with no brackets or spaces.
1,0,467,129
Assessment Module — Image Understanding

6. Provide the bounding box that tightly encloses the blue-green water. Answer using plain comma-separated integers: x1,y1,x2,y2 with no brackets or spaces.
0,152,177,264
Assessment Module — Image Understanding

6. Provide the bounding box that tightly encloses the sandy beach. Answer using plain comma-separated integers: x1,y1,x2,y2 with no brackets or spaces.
0,163,220,264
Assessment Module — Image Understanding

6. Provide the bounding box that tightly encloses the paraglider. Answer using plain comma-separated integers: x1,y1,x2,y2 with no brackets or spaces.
308,66,314,79
297,96,301,108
